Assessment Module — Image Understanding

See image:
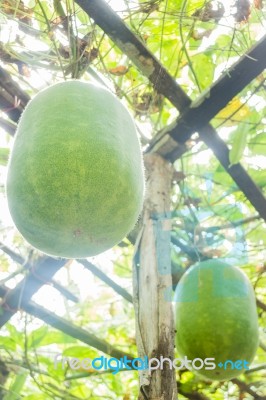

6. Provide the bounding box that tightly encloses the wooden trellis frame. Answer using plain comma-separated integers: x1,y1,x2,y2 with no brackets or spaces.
0,1,266,399
75,0,266,222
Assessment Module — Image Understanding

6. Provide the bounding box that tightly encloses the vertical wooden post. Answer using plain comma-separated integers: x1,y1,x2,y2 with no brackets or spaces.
133,153,177,399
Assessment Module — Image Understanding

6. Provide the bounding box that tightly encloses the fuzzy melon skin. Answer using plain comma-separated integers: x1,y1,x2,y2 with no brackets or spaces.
6,81,144,258
174,260,259,381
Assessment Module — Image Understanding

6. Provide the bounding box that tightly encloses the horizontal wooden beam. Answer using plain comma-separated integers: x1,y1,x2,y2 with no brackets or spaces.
148,35,266,152
74,0,191,111
0,256,66,328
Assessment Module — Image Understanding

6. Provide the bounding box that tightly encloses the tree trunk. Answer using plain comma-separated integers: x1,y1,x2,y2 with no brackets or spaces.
133,153,177,399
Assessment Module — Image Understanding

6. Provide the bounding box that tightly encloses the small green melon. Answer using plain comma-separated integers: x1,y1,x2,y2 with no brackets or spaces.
174,260,259,380
6,81,144,258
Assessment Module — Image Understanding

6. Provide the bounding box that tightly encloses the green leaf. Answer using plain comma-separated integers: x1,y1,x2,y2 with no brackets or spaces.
189,52,214,90
53,0,65,16
4,372,27,400
27,325,48,349
0,335,17,351
229,123,249,166
37,330,77,346
62,345,98,359
0,148,9,166
250,132,266,155
248,166,266,188
5,324,23,346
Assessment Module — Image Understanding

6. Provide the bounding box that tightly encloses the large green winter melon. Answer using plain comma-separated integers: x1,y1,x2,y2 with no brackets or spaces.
174,260,259,380
6,81,145,258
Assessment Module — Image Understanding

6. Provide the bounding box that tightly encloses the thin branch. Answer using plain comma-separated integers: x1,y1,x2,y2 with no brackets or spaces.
171,234,208,262
232,378,266,399
0,284,134,360
0,241,28,265
196,215,261,233
245,363,266,374
5,359,50,377
0,256,66,327
257,299,266,312
78,260,133,303
0,242,79,303
49,279,79,304
1,243,131,304
260,341,266,352
64,368,129,379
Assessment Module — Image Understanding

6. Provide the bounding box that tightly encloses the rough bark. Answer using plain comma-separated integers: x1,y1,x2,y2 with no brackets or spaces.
133,154,176,400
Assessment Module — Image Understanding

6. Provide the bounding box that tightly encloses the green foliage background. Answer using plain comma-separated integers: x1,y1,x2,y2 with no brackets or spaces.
0,0,265,399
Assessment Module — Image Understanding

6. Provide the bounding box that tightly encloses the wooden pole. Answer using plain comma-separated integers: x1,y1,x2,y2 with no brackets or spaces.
133,154,176,399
